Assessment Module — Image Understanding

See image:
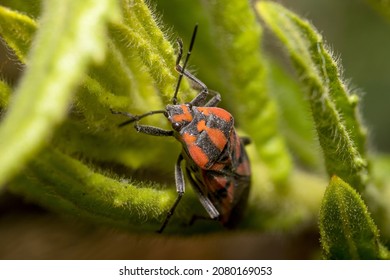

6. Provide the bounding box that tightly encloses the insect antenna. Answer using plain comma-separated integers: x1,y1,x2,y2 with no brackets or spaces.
171,24,198,105
110,109,166,127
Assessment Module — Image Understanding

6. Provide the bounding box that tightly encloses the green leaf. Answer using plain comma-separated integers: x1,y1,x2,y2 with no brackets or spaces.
0,0,120,188
267,61,322,170
0,5,37,63
2,0,198,233
9,147,180,231
62,0,183,169
0,80,11,109
201,0,292,186
319,175,389,259
0,0,42,19
365,155,390,243
256,1,368,191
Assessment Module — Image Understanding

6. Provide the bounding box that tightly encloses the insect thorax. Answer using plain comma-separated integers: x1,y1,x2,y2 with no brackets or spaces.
167,105,234,170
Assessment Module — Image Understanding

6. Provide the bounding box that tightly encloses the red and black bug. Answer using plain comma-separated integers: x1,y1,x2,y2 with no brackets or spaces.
112,25,251,233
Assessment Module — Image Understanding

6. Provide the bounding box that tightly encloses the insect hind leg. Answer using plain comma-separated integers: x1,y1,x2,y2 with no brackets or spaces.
157,154,186,233
186,168,220,221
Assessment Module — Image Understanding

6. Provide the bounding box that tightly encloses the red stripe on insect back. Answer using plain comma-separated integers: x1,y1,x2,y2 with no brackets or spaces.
189,145,209,168
197,107,232,122
207,127,228,151
183,132,209,168
171,104,193,123
196,119,207,131
197,120,227,151
182,132,196,143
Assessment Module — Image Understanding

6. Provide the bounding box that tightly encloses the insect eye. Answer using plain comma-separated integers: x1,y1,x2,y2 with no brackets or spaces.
172,122,183,131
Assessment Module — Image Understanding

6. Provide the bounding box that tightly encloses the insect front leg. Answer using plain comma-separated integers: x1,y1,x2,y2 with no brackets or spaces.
157,154,185,233
111,109,173,136
176,64,210,107
176,64,221,107
173,25,220,107
204,90,221,107
134,123,173,137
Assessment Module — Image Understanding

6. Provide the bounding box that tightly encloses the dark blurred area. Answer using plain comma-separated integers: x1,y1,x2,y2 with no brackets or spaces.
0,0,389,259
0,192,319,259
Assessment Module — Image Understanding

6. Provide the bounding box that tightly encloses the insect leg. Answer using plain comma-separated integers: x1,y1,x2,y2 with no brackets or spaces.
111,109,173,136
186,170,220,220
172,25,219,107
204,90,221,107
194,189,220,220
176,64,209,107
134,124,173,137
172,25,199,105
110,109,166,127
157,154,185,233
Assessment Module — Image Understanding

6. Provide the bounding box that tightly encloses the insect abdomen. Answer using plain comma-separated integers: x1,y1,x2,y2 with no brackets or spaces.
185,127,251,226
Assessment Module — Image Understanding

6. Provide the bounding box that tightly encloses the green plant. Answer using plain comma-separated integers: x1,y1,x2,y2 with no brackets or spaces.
1,0,390,259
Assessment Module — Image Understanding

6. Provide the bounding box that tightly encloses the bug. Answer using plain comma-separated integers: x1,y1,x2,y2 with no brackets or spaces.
112,25,251,233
